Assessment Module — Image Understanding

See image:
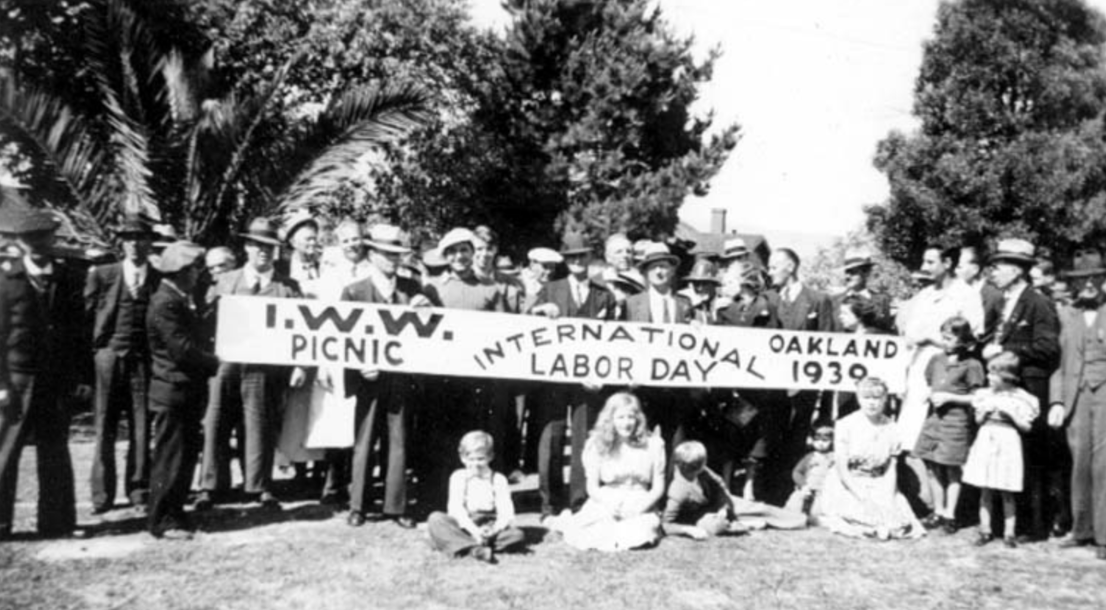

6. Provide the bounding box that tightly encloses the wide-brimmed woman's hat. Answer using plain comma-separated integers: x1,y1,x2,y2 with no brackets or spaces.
1063,250,1106,278
684,258,720,284
240,217,282,246
364,224,411,254
989,238,1037,266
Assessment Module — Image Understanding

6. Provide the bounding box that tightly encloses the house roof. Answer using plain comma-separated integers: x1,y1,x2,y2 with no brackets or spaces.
674,221,770,265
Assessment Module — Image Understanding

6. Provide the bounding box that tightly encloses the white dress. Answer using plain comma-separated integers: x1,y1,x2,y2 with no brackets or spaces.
962,387,1038,492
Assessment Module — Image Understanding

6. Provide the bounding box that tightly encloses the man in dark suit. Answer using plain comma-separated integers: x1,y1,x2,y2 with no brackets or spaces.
985,238,1061,542
624,242,691,450
765,247,834,506
0,197,91,539
830,248,893,333
145,241,219,539
1048,251,1106,559
85,218,160,514
340,224,430,528
198,218,304,510
530,232,618,515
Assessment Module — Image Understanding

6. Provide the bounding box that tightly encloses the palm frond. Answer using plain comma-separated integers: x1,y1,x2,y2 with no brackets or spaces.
274,82,432,215
0,72,113,246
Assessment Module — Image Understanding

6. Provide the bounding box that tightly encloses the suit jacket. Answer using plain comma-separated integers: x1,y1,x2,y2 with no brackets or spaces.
214,267,301,299
978,283,1004,345
773,284,834,332
532,276,617,321
1049,304,1106,414
0,257,91,390
341,273,424,397
623,289,692,324
995,285,1060,381
85,261,162,350
146,281,219,399
718,294,780,329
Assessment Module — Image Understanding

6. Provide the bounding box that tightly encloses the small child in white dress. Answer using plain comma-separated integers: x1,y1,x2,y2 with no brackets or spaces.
962,351,1039,548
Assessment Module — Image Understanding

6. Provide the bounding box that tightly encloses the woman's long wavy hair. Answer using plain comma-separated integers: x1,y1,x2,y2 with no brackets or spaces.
586,392,649,457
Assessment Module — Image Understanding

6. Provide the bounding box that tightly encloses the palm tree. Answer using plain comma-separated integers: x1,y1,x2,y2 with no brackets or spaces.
0,0,431,248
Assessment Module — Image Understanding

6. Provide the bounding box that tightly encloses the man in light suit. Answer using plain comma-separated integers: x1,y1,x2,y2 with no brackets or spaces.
765,247,833,506
624,242,691,450
530,231,618,515
340,224,430,528
1049,250,1106,559
985,238,1060,542
198,218,305,510
85,218,160,514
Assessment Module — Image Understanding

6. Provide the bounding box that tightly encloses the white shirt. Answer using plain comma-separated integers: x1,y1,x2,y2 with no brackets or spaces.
999,281,1028,328
242,265,274,291
22,256,54,291
648,287,676,324
901,278,985,344
366,263,397,303
568,275,590,307
121,259,147,292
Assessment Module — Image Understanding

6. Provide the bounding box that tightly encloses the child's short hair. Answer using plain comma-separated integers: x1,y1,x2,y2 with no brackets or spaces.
940,315,976,348
458,430,494,456
812,422,834,438
987,351,1021,383
856,376,889,397
672,441,708,471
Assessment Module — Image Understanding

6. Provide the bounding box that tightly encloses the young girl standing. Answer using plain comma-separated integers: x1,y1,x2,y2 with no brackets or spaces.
913,317,986,533
962,351,1040,548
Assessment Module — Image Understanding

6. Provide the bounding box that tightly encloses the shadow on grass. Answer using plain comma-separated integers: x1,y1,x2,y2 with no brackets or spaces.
84,500,340,538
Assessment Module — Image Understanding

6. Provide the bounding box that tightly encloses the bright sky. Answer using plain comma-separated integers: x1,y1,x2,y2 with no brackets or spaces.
469,0,1106,250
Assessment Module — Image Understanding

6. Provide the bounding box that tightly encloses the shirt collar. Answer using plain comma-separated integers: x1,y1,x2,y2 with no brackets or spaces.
122,259,147,278
22,255,53,277
243,265,273,286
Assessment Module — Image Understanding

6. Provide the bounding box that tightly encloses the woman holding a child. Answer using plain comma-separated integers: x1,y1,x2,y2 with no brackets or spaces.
557,392,666,551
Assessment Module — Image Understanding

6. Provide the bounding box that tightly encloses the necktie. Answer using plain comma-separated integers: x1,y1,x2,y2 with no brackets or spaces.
577,283,586,307
129,269,140,298
662,297,671,324
249,277,261,295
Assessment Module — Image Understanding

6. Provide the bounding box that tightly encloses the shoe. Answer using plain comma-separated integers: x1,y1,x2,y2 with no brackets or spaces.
1015,533,1047,545
91,505,112,516
193,492,213,512
941,519,959,535
973,532,995,547
1058,536,1094,549
1051,523,1071,538
154,528,194,541
507,469,525,485
471,546,497,564
257,492,281,511
921,513,942,530
347,512,366,527
1096,546,1106,560
1003,536,1017,549
390,515,416,529
319,493,343,507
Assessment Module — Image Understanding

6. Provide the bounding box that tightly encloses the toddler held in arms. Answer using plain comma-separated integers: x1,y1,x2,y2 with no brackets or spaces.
662,441,750,540
427,431,526,563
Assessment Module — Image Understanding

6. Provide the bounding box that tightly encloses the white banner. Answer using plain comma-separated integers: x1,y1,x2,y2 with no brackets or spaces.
215,296,909,393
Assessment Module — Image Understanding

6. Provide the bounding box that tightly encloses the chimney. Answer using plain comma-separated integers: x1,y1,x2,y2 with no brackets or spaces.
710,208,727,234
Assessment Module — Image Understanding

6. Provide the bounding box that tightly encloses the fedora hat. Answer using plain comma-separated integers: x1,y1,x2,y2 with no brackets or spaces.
990,238,1036,266
560,231,592,256
637,242,679,270
718,237,750,261
365,224,411,254
842,247,875,273
684,258,720,285
240,217,282,246
149,240,205,274
528,247,563,265
495,254,520,276
280,209,318,243
116,217,156,238
438,227,476,254
606,267,645,294
1063,250,1106,278
0,191,60,235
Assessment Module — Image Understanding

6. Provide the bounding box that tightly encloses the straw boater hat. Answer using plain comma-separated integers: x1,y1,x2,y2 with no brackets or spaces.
150,241,205,274
280,209,319,243
989,238,1037,267
685,258,720,285
0,191,60,235
636,242,679,270
842,247,875,273
1063,250,1106,278
559,232,592,257
239,217,282,246
528,247,563,265
718,237,750,261
151,223,179,248
364,224,411,254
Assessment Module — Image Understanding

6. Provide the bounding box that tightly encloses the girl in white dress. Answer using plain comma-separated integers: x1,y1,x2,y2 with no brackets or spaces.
962,351,1039,548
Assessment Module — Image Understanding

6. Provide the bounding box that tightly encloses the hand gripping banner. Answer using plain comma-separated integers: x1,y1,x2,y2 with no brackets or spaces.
216,296,909,393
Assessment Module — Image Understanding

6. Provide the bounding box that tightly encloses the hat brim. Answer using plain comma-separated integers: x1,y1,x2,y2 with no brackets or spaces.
1063,268,1106,279
718,250,750,261
638,254,680,270
240,233,282,246
560,247,592,256
990,253,1036,266
422,248,447,267
365,239,411,254
842,261,875,273
685,276,721,285
282,218,319,242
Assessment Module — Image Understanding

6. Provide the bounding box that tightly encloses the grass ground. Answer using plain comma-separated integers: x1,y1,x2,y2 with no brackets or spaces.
2,435,1105,610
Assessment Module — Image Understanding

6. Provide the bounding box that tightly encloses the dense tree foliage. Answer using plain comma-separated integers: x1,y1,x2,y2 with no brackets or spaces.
867,0,1106,267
